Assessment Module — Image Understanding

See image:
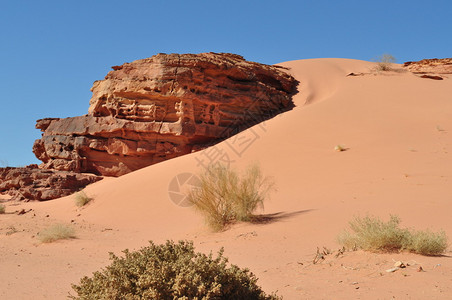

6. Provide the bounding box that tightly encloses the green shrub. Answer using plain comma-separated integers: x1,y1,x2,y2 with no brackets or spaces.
70,240,280,300
75,191,93,207
338,215,448,255
0,204,5,214
374,53,396,71
188,163,275,231
38,223,76,243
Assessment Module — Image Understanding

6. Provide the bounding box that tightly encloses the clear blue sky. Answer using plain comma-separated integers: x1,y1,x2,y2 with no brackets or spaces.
1,0,451,166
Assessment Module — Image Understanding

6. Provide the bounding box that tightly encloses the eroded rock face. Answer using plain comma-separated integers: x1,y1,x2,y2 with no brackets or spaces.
404,58,452,75
0,165,102,201
33,53,298,176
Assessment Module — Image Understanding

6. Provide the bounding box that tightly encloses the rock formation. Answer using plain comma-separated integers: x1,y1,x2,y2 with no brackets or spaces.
0,165,102,201
33,53,298,176
404,58,452,79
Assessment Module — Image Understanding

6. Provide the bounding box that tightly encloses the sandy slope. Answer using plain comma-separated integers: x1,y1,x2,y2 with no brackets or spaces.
1,58,452,299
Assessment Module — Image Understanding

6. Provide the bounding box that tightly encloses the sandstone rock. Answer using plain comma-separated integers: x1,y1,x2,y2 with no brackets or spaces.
0,165,102,201
403,58,452,74
33,53,298,176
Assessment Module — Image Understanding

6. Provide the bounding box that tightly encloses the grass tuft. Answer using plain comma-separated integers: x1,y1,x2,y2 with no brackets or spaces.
406,229,448,256
338,215,448,256
373,53,396,71
334,145,347,152
188,163,275,231
74,191,93,207
0,204,5,214
38,223,76,243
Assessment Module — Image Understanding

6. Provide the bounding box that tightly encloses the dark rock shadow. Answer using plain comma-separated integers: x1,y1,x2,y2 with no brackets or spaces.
249,209,315,224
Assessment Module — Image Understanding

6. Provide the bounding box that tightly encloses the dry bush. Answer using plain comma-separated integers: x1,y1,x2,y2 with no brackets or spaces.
187,163,275,231
406,229,448,256
0,204,5,214
70,240,280,300
338,215,409,252
373,54,396,71
338,215,448,256
74,191,93,207
38,223,76,243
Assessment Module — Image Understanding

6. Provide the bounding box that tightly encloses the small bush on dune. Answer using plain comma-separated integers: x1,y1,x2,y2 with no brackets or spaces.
188,163,275,231
373,53,396,71
74,191,93,207
38,223,76,243
70,240,280,300
0,204,5,214
338,215,448,256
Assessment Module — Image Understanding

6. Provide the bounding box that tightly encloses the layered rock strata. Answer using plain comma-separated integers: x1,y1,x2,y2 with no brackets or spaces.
33,53,298,176
0,165,102,201
404,58,452,79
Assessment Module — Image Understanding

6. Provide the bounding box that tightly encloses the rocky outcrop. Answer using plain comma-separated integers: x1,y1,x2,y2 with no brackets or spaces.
0,165,102,201
419,74,444,80
33,53,298,176
404,58,452,78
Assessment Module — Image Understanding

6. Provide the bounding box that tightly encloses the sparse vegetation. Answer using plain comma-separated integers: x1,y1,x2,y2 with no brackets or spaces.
406,230,448,256
74,191,93,207
38,223,76,243
338,215,448,256
70,240,280,300
373,53,396,71
334,145,346,152
0,204,5,214
187,163,275,231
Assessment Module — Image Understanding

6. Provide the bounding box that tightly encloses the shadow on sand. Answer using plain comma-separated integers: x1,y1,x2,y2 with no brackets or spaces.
249,209,315,225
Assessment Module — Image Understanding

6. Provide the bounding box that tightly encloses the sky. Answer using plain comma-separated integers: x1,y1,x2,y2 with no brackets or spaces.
1,0,451,167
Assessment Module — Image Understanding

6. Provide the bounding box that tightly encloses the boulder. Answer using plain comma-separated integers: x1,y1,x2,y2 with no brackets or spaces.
33,53,298,176
0,165,102,201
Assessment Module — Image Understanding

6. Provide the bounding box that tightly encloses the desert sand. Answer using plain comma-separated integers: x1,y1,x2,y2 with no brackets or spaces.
1,58,451,299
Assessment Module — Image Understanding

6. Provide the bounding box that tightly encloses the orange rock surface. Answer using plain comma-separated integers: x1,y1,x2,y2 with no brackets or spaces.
404,58,452,74
33,53,297,176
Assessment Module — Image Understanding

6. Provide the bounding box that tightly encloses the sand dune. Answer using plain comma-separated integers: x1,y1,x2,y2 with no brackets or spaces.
1,58,451,299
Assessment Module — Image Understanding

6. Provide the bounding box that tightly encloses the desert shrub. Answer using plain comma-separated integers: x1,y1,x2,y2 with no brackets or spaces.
38,223,76,243
405,229,448,256
187,163,275,231
75,190,93,207
334,145,346,152
70,240,280,300
338,215,409,251
373,53,396,71
338,215,448,255
0,204,5,214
